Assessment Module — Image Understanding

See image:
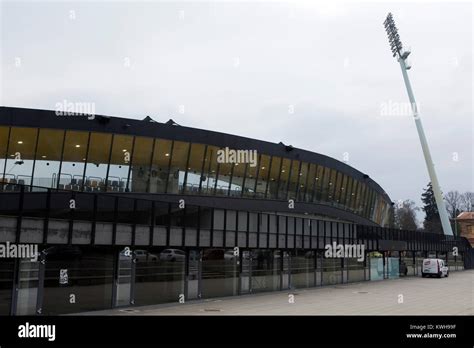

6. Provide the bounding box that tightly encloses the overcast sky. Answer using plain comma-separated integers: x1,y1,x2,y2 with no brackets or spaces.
1,0,472,225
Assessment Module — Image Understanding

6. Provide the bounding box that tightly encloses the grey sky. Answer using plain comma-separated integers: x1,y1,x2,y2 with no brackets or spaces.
1,0,472,225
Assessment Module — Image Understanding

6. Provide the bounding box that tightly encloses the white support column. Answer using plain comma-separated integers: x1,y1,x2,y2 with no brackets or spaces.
398,58,453,236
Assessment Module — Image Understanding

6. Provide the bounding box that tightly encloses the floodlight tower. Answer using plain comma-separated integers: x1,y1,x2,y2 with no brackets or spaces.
383,13,453,236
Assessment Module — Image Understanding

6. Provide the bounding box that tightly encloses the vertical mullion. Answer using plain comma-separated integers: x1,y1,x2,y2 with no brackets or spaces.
125,136,136,192
29,128,40,190
104,134,115,192
198,145,208,193
164,141,174,194
181,143,192,194
80,132,92,191
264,156,273,199
285,160,293,201
1,127,11,184
252,154,261,198
145,139,155,193
56,130,67,190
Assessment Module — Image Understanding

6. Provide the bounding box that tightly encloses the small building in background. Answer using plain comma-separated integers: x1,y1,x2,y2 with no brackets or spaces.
457,212,474,247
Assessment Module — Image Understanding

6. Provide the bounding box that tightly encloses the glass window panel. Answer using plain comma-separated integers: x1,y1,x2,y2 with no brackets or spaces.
243,154,259,198
249,213,258,232
59,130,88,190
184,143,206,195
135,247,185,306
149,138,172,194
255,155,270,198
129,136,153,193
215,160,232,196
32,128,64,189
358,184,367,214
226,210,236,231
42,246,114,314
344,176,353,208
259,213,268,233
230,162,246,197
297,162,309,201
351,180,361,211
314,165,324,202
201,146,219,195
277,158,291,200
304,163,316,202
287,160,301,201
107,134,133,192
339,174,348,207
267,157,281,199
167,141,190,194
213,209,225,230
0,127,10,187
327,169,337,202
4,127,38,187
238,211,247,232
334,171,343,205
84,132,112,192
319,167,330,202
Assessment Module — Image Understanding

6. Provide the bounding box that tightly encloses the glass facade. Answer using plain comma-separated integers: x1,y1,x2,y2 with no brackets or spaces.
0,126,395,225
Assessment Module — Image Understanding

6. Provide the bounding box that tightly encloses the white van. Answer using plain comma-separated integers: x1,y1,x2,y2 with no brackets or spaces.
422,258,449,278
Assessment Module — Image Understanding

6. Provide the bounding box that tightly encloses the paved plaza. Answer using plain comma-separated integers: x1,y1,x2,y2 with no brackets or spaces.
82,270,474,316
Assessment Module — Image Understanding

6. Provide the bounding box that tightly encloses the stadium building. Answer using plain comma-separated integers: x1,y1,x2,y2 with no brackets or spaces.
0,106,470,315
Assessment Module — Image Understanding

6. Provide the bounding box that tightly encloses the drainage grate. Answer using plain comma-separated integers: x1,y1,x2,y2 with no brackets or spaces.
355,291,369,294
202,308,222,312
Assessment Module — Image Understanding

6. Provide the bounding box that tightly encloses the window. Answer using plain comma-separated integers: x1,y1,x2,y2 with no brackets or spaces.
32,128,64,189
230,162,246,197
84,132,112,192
4,127,38,188
327,169,337,202
320,167,330,202
200,146,219,195
167,141,190,194
287,160,301,201
149,139,172,194
107,134,134,192
215,157,232,196
334,171,343,204
0,127,9,186
59,130,89,190
297,162,309,201
314,165,324,202
255,155,270,198
183,143,206,194
267,157,281,199
243,154,259,198
130,136,154,193
277,158,291,200
339,174,348,206
304,163,317,202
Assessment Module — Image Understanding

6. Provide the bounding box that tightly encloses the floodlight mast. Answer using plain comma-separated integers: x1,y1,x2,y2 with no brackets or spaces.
383,13,453,236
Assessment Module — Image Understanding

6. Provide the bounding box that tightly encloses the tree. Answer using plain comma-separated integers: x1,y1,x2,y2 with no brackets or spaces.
460,192,474,212
421,182,442,234
394,199,419,230
444,190,462,219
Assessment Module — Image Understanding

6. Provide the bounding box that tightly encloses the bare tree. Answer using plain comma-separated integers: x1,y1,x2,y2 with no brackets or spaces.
394,199,419,230
444,191,462,218
460,192,474,212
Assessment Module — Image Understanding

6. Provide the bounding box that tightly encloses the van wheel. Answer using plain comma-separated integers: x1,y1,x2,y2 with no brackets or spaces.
422,273,426,278
437,272,442,278
446,272,449,278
